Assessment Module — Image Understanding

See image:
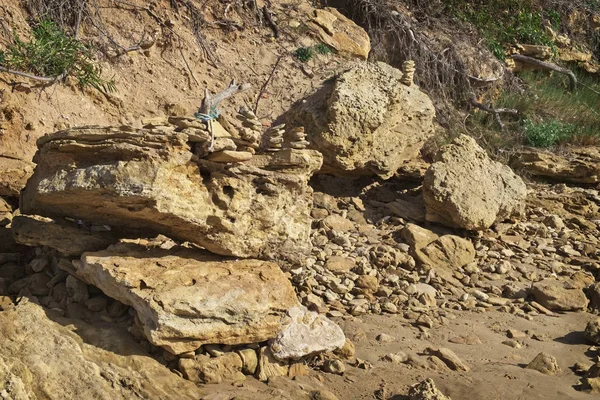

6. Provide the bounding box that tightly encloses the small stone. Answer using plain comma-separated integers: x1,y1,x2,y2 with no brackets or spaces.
585,318,600,345
325,256,355,274
355,275,378,292
85,296,108,312
376,333,395,343
424,347,469,371
237,348,258,375
525,352,561,375
29,258,48,273
408,378,451,400
502,340,522,349
382,352,407,364
507,329,527,339
415,314,433,329
65,275,89,304
323,358,345,375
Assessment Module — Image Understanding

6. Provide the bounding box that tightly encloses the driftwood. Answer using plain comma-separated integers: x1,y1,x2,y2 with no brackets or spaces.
511,54,577,92
470,98,519,130
198,80,251,153
262,6,279,38
254,55,283,114
199,79,251,115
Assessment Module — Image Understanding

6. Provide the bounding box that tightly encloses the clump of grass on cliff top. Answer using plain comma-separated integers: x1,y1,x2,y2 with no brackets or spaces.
444,0,558,60
469,69,600,151
0,19,114,92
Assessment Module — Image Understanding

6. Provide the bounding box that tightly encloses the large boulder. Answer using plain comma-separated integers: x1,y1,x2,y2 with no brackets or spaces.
76,244,300,354
531,279,589,311
0,155,34,197
289,62,435,178
19,126,322,265
511,147,600,184
76,243,344,357
0,299,204,399
424,135,527,230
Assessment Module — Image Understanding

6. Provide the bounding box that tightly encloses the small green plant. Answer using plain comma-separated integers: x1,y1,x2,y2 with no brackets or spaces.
523,119,575,147
314,43,332,55
0,19,114,92
294,46,314,62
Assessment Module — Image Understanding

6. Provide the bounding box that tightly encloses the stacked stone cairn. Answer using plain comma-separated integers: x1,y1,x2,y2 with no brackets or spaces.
234,107,262,153
401,60,416,86
288,126,310,150
264,123,285,152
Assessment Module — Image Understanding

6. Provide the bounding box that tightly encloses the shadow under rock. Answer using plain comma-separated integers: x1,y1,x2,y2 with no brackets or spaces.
554,330,589,346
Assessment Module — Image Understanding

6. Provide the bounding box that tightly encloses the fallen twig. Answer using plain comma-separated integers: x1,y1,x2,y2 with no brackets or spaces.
511,54,577,92
199,79,251,115
254,55,283,114
470,97,519,130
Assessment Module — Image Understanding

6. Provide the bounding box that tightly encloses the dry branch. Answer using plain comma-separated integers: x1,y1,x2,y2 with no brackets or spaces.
511,54,577,92
0,66,66,83
199,79,251,115
254,55,283,115
470,97,519,130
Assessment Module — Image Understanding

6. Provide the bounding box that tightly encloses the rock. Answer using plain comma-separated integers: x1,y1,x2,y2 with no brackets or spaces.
0,155,35,197
77,244,299,354
237,348,258,375
65,275,89,304
585,318,600,345
335,339,356,361
206,150,253,163
507,329,527,339
0,197,12,227
525,352,561,375
424,135,526,230
308,8,370,59
424,347,469,372
408,378,451,400
386,197,426,222
323,214,355,232
376,333,395,343
256,347,289,381
0,299,203,399
531,279,588,311
178,353,245,384
21,127,322,265
323,359,345,375
325,256,355,274
289,62,435,178
355,275,379,292
269,305,345,360
401,224,439,251
382,352,408,364
511,147,600,184
417,235,475,284
12,214,120,256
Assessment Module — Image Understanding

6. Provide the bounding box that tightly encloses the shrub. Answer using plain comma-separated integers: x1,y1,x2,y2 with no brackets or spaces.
523,119,575,147
0,19,114,92
314,43,333,55
294,47,314,62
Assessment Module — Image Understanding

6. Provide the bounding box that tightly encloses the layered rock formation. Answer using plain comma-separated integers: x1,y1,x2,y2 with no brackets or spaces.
289,62,436,178
511,147,600,184
18,125,322,265
424,135,527,230
0,155,34,197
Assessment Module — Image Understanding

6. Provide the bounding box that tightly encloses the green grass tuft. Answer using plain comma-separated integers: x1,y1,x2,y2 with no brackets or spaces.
294,47,314,62
523,119,575,147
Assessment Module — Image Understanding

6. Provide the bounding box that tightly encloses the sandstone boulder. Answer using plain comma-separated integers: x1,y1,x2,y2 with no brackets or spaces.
424,135,527,230
76,244,299,354
289,62,435,178
0,155,34,197
511,147,600,184
531,279,589,311
307,8,371,59
0,299,204,399
20,126,321,264
525,352,561,375
416,235,475,285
